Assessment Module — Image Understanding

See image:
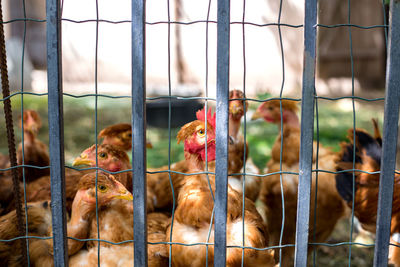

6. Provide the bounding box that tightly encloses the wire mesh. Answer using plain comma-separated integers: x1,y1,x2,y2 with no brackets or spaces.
0,0,397,266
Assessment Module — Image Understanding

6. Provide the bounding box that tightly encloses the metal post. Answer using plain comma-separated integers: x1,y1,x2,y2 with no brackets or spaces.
46,0,68,265
215,0,230,266
132,0,148,266
294,0,317,266
373,1,400,266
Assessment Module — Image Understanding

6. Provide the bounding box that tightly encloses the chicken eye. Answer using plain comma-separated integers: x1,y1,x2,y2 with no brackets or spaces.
197,129,205,137
98,185,108,192
122,132,132,139
267,106,274,111
99,152,107,159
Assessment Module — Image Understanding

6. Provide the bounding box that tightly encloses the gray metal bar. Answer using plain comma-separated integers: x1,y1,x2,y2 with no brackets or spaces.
46,0,68,265
132,0,148,266
373,1,400,266
294,0,317,265
214,0,230,266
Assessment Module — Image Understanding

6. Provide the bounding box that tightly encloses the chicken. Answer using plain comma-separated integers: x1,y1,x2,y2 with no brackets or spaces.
252,99,346,266
17,110,50,182
335,121,400,266
0,174,17,215
0,153,9,171
167,107,275,267
72,144,131,188
148,90,260,213
0,200,52,266
69,173,168,267
21,144,133,213
1,172,135,266
97,124,177,213
72,143,160,212
98,123,153,151
21,169,83,214
226,89,261,202
97,123,185,212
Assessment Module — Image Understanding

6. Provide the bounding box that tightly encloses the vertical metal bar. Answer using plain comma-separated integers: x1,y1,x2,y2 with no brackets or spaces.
46,0,68,265
132,0,147,266
215,0,230,266
373,1,400,266
294,0,317,265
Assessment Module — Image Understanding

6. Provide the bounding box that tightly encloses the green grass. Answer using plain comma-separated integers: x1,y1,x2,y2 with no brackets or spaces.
0,94,384,167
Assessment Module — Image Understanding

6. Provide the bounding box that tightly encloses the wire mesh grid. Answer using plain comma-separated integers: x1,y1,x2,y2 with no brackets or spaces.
0,0,399,266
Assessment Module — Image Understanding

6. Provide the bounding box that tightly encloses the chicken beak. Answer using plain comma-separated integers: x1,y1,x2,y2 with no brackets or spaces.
113,189,133,201
72,154,94,167
251,110,262,121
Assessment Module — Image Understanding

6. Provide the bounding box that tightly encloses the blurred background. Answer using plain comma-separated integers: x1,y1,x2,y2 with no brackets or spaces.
0,0,392,265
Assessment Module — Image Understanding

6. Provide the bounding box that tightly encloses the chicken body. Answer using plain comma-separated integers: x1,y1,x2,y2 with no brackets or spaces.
148,89,260,213
0,172,133,266
0,111,50,214
253,99,346,266
226,89,261,202
72,143,165,213
70,175,168,267
0,200,52,266
167,107,275,267
335,124,400,266
17,110,50,182
20,144,133,214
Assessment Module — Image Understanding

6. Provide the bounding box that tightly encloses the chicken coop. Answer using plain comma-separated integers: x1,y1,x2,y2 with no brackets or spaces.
0,0,399,266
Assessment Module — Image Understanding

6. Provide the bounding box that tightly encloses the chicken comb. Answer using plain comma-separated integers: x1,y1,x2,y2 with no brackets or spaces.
196,107,216,130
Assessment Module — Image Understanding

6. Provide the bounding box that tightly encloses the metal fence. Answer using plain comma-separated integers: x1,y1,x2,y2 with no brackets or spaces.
0,0,399,266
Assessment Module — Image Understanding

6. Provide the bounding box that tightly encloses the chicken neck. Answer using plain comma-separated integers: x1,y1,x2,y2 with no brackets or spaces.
229,116,242,140
275,109,299,129
23,130,36,145
67,189,92,255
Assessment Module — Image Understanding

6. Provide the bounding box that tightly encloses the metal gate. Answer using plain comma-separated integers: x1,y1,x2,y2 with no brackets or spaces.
1,0,399,266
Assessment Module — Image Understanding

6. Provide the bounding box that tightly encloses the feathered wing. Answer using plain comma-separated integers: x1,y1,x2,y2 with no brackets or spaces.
335,126,400,265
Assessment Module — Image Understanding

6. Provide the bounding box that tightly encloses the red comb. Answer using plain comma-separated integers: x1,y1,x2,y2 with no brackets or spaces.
196,107,216,130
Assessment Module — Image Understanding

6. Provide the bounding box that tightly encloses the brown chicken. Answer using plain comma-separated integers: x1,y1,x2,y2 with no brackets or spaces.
167,107,275,267
226,89,261,202
98,122,152,151
0,200,52,266
72,144,131,189
72,143,160,212
0,110,49,215
148,90,260,213
252,99,346,266
70,173,168,267
0,153,9,171
98,122,183,212
22,144,133,213
17,110,50,182
335,122,400,266
0,172,133,266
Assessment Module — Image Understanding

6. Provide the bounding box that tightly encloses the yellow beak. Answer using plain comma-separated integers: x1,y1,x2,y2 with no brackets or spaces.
72,156,94,167
251,110,262,121
113,190,133,201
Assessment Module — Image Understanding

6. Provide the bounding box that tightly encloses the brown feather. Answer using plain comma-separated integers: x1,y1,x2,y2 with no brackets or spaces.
168,112,275,266
255,99,346,266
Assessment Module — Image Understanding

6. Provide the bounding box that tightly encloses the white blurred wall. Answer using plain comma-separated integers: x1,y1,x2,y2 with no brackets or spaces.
59,0,305,97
